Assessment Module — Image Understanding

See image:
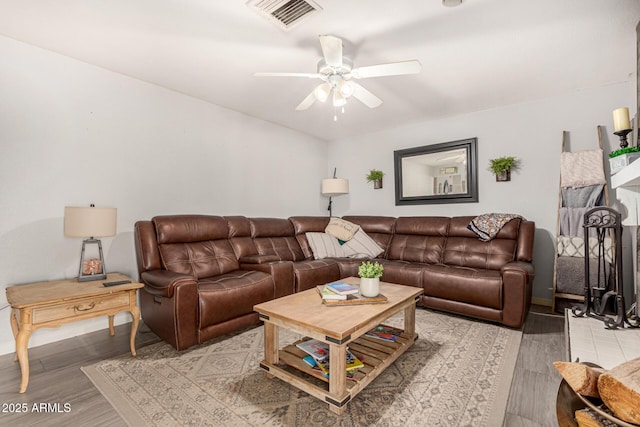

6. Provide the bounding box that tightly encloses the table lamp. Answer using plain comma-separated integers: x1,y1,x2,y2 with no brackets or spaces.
64,204,117,282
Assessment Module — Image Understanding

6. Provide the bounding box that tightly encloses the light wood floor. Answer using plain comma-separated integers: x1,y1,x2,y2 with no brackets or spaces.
0,306,565,426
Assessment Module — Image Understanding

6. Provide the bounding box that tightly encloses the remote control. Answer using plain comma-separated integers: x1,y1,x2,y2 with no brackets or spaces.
103,280,131,287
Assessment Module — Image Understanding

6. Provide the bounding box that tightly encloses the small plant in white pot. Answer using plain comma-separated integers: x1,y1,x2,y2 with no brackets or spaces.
358,261,384,297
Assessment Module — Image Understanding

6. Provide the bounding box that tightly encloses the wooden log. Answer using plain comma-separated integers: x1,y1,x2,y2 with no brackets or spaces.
597,357,640,424
574,407,618,427
553,361,605,398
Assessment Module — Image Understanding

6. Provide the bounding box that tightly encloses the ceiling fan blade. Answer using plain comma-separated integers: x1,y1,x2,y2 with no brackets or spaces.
351,60,421,79
351,82,383,108
255,72,321,78
319,35,343,68
295,91,317,111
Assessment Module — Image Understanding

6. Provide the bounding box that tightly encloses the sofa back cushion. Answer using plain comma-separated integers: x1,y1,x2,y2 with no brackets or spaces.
387,217,449,263
289,216,331,259
341,216,396,256
443,217,518,270
153,215,240,279
225,216,258,259
250,218,306,261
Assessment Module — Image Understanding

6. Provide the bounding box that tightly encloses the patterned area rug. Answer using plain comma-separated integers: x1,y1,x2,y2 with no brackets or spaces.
82,309,522,426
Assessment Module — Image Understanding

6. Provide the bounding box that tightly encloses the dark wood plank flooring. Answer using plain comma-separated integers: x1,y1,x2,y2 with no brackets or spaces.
0,307,565,426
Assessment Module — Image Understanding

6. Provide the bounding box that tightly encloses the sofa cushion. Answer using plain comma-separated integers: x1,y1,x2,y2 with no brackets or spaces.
422,264,502,309
342,216,396,255
154,215,229,244
387,216,449,264
293,259,341,292
198,270,274,327
378,260,424,288
325,217,359,241
158,239,240,279
306,232,345,259
342,229,384,258
250,218,306,261
443,217,517,270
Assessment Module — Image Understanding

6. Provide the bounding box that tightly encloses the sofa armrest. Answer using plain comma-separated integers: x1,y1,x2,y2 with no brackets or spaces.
140,270,197,298
500,261,535,328
501,261,535,277
240,260,294,298
239,255,281,264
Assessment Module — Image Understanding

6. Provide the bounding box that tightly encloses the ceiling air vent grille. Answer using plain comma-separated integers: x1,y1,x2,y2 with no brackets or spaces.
247,0,322,31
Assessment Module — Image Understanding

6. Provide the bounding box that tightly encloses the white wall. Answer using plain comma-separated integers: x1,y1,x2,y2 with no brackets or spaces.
0,36,328,355
327,81,636,304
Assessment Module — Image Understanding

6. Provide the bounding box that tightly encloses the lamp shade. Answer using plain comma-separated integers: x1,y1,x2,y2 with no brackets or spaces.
64,206,117,238
321,178,349,196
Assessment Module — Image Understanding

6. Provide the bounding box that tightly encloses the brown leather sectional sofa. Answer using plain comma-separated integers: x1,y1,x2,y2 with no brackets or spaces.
134,214,535,350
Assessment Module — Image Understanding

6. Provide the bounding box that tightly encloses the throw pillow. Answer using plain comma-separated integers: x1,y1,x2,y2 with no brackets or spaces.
342,229,384,258
324,217,360,241
305,232,346,259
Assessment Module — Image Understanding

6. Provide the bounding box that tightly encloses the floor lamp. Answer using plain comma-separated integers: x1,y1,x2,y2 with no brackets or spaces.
321,168,349,217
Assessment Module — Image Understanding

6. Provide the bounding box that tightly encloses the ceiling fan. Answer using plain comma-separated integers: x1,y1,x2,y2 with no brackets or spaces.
255,35,421,112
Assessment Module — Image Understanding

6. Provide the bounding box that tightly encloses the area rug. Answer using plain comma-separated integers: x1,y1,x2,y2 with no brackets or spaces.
82,309,522,427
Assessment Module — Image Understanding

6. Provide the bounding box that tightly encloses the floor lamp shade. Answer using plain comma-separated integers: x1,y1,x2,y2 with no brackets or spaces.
321,178,349,196
64,206,117,282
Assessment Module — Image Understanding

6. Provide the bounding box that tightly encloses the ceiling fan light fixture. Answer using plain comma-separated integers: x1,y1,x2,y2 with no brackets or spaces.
333,90,347,107
313,83,331,102
337,80,354,98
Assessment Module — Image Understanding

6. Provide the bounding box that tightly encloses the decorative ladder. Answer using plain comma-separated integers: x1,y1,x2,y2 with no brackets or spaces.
551,126,611,313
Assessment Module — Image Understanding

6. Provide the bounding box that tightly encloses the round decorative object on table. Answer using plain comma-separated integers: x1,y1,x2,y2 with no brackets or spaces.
360,277,380,297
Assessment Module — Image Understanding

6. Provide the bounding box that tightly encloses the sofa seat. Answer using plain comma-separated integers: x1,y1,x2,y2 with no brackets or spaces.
292,259,341,292
198,270,275,327
422,264,502,310
377,259,425,289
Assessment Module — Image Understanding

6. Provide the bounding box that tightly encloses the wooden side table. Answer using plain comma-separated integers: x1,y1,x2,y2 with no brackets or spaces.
5,273,143,393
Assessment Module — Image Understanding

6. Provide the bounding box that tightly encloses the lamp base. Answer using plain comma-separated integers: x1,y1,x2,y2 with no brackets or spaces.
78,238,107,282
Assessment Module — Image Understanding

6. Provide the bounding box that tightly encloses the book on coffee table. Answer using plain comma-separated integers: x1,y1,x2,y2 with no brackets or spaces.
316,285,347,300
326,282,359,295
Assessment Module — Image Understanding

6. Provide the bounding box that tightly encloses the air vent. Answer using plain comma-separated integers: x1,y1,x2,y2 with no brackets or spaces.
248,0,322,31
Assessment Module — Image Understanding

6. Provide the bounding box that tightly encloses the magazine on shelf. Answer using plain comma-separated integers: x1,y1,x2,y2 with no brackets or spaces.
295,339,329,362
365,325,404,342
316,285,347,300
325,281,359,295
316,350,364,378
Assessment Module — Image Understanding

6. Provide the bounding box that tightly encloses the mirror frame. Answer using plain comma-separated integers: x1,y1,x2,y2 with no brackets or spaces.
394,137,479,205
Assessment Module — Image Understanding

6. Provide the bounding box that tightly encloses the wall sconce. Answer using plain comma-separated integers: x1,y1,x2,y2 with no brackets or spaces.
613,107,632,148
64,204,117,282
321,168,349,217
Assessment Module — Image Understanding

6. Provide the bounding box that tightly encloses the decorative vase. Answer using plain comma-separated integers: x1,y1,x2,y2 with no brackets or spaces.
360,277,380,297
373,178,382,189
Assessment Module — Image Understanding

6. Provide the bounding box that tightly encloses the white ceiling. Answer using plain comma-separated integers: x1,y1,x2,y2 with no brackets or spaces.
1,0,639,141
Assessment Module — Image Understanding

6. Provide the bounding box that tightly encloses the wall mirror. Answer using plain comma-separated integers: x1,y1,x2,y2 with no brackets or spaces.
394,138,478,205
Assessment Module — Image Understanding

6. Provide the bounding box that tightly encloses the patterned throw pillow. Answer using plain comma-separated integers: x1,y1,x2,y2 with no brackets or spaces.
325,217,360,241
305,232,346,259
342,229,384,258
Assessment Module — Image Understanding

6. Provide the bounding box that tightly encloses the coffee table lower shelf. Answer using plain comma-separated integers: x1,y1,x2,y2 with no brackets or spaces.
259,326,416,413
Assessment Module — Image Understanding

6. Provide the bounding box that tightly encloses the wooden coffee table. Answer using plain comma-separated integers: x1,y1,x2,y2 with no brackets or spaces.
253,277,423,414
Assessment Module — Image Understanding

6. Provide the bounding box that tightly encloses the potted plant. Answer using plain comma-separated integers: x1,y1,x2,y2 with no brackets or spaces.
488,156,517,182
366,169,384,189
358,261,384,297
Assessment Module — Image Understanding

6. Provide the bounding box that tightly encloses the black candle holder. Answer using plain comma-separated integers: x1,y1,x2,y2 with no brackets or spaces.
614,128,632,148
